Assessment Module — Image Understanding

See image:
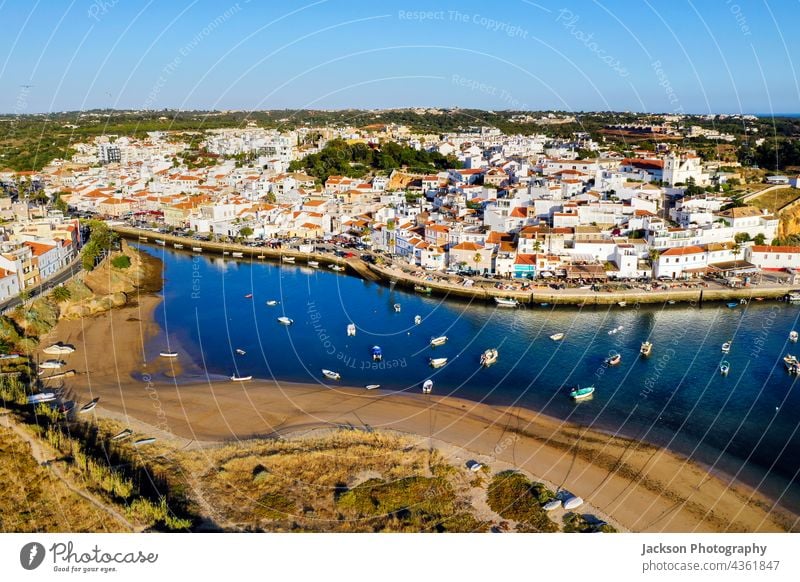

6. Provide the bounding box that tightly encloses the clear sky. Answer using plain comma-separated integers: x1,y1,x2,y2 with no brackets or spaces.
1,0,798,114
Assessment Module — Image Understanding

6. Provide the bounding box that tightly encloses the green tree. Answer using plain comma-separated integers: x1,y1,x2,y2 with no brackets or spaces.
473,252,482,273
753,233,766,245
53,191,69,213
51,286,71,302
734,232,751,244
239,226,254,238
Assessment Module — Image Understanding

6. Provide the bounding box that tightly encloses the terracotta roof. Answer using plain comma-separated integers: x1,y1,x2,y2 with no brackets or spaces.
661,246,705,256
751,245,800,253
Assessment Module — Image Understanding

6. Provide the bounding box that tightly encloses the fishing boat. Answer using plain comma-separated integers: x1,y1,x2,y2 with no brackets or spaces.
569,385,595,400
606,352,621,366
159,351,178,358
39,360,65,369
640,341,653,357
365,384,380,390
727,302,738,308
26,392,57,405
308,260,320,268
244,293,253,299
133,437,156,447
277,316,293,325
111,428,133,441
79,398,99,413
414,315,422,325
480,348,498,367
43,344,75,355
429,357,448,368
721,340,731,354
322,369,341,380
330,264,345,272
347,323,356,336
720,361,730,375
393,303,401,313
422,379,433,393
282,256,296,263
371,346,383,361
266,300,278,306
430,336,448,347
232,252,244,258
231,375,252,382
414,285,432,294
790,331,799,342
550,333,565,341
235,348,246,355
494,297,519,307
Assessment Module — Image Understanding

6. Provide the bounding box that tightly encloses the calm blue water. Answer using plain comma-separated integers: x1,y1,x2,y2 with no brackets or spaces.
140,244,800,505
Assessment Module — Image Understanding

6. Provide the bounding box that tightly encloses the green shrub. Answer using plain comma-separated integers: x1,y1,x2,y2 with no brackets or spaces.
486,471,558,532
111,254,131,269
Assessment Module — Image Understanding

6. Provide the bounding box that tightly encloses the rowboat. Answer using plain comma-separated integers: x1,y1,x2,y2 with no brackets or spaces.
606,352,621,366
430,336,448,347
365,384,381,390
133,437,156,447
231,375,252,381
494,297,519,307
720,361,730,376
43,344,75,355
562,496,584,511
111,428,133,441
159,351,178,358
322,369,341,380
79,398,99,413
480,348,498,367
569,385,595,400
543,499,562,511
347,323,356,336
550,333,565,341
308,260,320,268
429,357,448,368
422,379,433,393
39,360,65,369
640,341,652,357
277,316,293,325
282,256,296,263
27,392,57,404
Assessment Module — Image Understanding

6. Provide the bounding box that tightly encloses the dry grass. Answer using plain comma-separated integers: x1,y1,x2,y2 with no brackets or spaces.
0,425,124,532
750,187,800,213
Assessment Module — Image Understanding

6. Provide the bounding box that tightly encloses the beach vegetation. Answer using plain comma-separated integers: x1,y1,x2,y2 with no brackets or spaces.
486,470,558,532
111,254,131,269
51,285,71,302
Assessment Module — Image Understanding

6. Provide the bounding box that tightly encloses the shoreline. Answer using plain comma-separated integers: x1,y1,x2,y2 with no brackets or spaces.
111,225,799,306
41,296,800,533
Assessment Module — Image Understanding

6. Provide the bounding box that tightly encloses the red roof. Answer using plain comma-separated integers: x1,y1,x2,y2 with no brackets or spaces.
751,245,800,254
661,245,704,256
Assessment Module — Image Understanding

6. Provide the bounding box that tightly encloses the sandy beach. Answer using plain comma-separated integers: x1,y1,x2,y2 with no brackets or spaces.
38,293,799,533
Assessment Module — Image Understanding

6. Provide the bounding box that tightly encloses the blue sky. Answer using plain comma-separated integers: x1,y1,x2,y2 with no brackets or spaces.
1,0,798,114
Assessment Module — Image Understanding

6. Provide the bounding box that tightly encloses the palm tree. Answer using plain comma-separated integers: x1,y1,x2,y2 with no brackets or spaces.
648,248,660,264
473,252,482,274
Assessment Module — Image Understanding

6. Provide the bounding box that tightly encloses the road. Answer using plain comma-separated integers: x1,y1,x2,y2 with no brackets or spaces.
0,256,83,314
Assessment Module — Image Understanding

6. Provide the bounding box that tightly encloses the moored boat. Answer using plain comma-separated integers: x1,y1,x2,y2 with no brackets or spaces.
422,379,433,393
133,437,156,447
393,303,401,312
365,384,380,390
235,348,246,355
430,336,448,347
111,428,133,441
79,398,99,413
569,385,595,400
266,300,278,306
720,361,730,375
550,333,565,341
784,354,799,373
727,302,738,308
231,375,252,382
322,369,341,380
721,340,731,353
277,316,293,325
371,346,382,361
192,247,203,253
494,297,519,307
480,348,498,367
159,351,178,358
414,285,432,294
174,243,183,249
640,341,652,357
414,315,422,325
543,499,562,511
232,252,244,258
429,357,448,368
282,256,296,263
790,331,799,342
308,260,320,268
617,301,627,307
155,239,165,246
562,496,584,511
330,264,345,272
347,323,356,336
39,360,65,369
606,352,621,366
27,392,57,404
244,293,253,299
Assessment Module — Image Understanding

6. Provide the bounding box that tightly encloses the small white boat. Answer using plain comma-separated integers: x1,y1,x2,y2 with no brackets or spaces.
618,301,627,307
606,352,621,366
308,260,320,268
667,299,676,305
39,360,65,369
790,331,798,342
784,354,799,373
542,499,562,511
133,437,156,447
235,348,246,355
27,392,57,404
231,375,252,382
232,252,244,258
480,348,498,367
430,336,448,347
43,344,75,355
244,293,253,299
266,300,279,306
371,346,382,361
720,361,730,376
322,369,341,380
607,328,617,335
282,256,296,263
494,297,519,307
721,341,731,354
550,333,565,341
640,341,652,357
562,496,584,511
347,323,356,336
330,264,345,272
159,351,178,358
111,428,133,441
422,379,433,393
569,385,595,400
192,247,203,253
429,357,448,368
365,384,380,390
393,303,401,313
414,315,422,325
277,316,294,325
155,239,166,246
79,398,99,413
